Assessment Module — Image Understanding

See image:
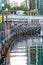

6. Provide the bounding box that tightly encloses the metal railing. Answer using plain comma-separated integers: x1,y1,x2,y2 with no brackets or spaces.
0,31,5,42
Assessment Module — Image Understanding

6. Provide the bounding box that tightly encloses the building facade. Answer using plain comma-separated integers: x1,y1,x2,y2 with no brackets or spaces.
21,0,26,7
29,0,38,9
30,46,43,65
2,0,10,4
29,0,43,14
26,0,30,9
10,1,18,8
21,0,37,9
29,0,35,9
21,0,30,9
27,46,43,65
0,0,2,10
37,0,43,14
7,0,9,4
2,0,6,4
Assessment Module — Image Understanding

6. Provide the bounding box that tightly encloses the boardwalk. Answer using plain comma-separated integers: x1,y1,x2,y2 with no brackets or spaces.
0,23,41,65
0,15,43,65
0,24,41,42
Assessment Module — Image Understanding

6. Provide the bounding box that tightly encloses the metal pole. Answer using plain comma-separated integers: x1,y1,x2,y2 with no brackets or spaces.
5,8,8,29
6,12,7,23
2,7,4,23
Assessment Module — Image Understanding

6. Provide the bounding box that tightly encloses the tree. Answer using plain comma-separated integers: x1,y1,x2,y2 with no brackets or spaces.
4,4,11,10
11,6,29,11
10,6,29,15
29,9,39,15
0,10,2,14
20,5,29,11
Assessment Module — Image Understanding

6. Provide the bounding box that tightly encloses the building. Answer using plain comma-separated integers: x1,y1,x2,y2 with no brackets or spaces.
26,37,43,65
10,1,18,8
21,0,43,14
29,0,35,9
26,0,30,9
30,46,43,65
21,0,37,9
2,0,6,4
21,0,30,9
29,0,43,14
2,0,10,4
29,0,38,9
21,0,26,7
7,0,10,4
0,0,2,10
37,0,43,14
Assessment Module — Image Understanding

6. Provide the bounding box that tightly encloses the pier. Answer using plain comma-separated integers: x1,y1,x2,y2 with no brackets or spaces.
0,15,43,65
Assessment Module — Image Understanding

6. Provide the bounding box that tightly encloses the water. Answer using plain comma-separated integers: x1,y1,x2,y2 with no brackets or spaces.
10,36,43,65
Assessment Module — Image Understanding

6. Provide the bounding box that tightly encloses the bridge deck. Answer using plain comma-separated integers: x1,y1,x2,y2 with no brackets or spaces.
0,25,41,64
0,25,41,42
6,15,43,22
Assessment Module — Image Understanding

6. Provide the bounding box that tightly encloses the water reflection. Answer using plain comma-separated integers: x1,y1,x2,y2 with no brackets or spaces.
10,37,43,65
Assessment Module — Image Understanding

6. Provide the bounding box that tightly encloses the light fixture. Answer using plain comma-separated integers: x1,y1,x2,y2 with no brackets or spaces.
2,3,4,7
5,8,8,11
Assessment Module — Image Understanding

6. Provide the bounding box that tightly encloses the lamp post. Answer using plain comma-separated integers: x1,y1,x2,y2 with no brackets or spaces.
2,3,4,22
5,8,8,29
5,8,8,22
1,4,5,40
5,8,10,38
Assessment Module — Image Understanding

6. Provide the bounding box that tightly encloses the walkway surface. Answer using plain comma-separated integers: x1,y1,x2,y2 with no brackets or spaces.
0,22,41,65
0,23,41,43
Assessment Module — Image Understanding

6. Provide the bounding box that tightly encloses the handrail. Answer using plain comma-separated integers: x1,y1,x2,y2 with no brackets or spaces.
0,24,41,65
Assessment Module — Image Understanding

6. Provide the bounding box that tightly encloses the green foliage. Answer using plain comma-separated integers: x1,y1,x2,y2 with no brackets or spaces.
4,4,11,10
0,10,2,14
21,6,29,11
33,9,39,15
10,6,29,15
24,11,27,15
11,6,29,11
28,9,39,15
1,4,40,15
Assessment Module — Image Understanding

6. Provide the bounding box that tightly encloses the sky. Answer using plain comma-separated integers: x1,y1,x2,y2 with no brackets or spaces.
10,0,24,5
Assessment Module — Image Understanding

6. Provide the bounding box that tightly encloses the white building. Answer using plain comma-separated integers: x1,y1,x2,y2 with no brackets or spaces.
7,0,10,4
3,0,10,4
26,0,30,9
21,0,30,9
